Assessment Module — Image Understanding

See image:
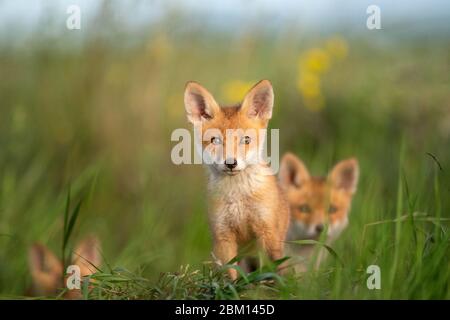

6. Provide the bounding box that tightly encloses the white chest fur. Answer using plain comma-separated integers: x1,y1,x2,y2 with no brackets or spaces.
207,165,272,240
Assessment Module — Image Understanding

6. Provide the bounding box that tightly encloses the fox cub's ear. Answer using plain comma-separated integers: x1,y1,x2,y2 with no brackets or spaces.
279,153,310,189
329,158,359,194
72,235,102,276
241,80,274,120
28,243,63,293
184,82,220,124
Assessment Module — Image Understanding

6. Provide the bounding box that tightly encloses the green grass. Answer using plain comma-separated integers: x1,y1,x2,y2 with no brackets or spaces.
0,12,449,299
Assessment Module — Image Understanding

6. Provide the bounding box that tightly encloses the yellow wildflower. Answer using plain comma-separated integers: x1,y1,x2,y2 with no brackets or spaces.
222,80,254,103
303,94,325,111
299,48,330,74
297,72,321,98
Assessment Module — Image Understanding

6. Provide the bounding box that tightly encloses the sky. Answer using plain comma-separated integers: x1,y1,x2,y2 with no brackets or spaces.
0,0,449,41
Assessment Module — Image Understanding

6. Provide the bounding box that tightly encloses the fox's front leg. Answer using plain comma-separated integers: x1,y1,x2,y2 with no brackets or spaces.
213,233,238,280
260,233,284,260
259,231,286,273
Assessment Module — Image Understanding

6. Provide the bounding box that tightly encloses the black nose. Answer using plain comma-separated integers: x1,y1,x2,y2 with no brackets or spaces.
315,224,324,234
225,158,237,170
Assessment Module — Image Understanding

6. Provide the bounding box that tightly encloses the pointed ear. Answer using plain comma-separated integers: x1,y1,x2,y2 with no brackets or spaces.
28,243,63,293
72,235,102,276
279,153,310,189
241,80,274,120
184,81,220,124
328,158,359,194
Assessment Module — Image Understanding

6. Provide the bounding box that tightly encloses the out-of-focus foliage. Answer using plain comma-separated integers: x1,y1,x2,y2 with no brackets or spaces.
0,2,449,299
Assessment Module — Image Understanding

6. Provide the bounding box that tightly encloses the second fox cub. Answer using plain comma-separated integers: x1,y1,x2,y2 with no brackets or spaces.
280,153,359,271
184,80,290,280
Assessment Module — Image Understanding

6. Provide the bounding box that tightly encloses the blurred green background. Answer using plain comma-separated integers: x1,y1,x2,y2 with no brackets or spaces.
0,0,449,298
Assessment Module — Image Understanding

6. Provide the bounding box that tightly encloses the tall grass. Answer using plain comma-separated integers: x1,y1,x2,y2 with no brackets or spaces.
0,10,449,299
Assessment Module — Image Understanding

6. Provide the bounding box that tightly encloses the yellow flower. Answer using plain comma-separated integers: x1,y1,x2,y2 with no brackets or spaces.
299,48,330,74
222,80,254,103
297,72,321,98
325,36,348,60
303,94,325,111
298,72,325,111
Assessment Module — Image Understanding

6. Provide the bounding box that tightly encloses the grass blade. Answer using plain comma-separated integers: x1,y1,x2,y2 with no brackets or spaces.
287,239,344,267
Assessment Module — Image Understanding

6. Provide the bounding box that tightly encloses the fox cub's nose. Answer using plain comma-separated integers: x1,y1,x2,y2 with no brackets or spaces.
315,224,324,234
225,158,238,170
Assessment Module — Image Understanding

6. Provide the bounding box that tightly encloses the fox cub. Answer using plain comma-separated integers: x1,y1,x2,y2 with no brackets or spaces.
280,153,359,271
184,80,290,279
27,235,101,298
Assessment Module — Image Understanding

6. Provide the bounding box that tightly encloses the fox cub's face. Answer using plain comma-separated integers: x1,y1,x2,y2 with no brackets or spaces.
280,153,359,241
184,80,274,175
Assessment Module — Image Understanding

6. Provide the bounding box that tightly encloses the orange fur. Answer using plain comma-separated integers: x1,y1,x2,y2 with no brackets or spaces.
184,80,290,279
27,235,101,299
280,153,359,271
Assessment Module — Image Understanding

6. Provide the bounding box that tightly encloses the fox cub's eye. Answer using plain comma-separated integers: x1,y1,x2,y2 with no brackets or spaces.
298,204,311,213
328,205,338,214
240,136,251,145
211,137,222,145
